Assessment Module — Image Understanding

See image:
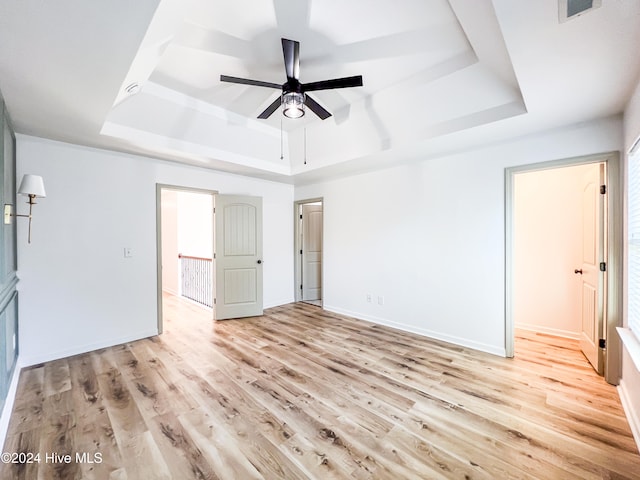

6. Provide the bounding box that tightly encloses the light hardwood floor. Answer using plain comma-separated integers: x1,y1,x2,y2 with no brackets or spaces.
1,294,639,479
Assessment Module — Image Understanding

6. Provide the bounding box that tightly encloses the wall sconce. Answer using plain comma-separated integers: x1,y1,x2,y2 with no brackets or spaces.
4,174,46,243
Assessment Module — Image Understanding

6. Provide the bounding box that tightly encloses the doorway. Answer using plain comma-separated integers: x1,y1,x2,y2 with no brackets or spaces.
156,184,216,333
294,199,323,306
505,152,623,385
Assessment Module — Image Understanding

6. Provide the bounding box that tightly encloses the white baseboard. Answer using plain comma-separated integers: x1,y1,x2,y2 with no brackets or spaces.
1,328,159,449
618,379,640,454
0,358,24,450
264,298,295,310
323,304,506,357
162,287,179,296
515,323,580,340
19,329,159,367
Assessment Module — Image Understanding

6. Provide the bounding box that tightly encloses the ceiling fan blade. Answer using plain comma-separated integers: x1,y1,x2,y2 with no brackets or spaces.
302,75,363,92
220,75,281,89
304,95,331,120
257,96,282,119
282,38,300,81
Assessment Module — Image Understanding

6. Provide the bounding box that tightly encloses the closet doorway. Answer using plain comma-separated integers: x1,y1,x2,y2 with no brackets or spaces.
295,199,323,306
505,152,623,384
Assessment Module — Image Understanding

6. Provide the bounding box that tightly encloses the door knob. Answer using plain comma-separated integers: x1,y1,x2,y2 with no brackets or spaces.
574,269,583,274
257,259,262,264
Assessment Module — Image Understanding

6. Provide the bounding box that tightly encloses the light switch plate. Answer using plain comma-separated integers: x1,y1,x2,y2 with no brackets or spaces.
4,204,12,225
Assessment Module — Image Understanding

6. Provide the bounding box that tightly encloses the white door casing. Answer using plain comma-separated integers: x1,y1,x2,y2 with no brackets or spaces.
302,203,323,301
578,163,606,374
214,195,263,320
505,152,622,385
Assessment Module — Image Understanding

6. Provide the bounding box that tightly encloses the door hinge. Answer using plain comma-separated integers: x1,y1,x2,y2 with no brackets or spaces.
599,338,606,349
213,253,216,259
600,185,606,195
300,249,303,255
300,214,303,219
599,262,606,272
300,284,303,290
214,298,216,305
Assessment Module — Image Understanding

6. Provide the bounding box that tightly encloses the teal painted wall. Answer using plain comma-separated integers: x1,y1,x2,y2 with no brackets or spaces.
0,91,19,413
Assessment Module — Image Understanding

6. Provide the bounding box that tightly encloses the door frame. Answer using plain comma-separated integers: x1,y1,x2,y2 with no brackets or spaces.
155,183,217,334
294,198,324,303
505,152,622,385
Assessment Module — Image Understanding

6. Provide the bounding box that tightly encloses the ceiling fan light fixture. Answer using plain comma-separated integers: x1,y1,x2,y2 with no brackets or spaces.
282,92,305,119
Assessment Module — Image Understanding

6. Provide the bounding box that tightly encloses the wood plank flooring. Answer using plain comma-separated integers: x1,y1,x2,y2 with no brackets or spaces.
1,293,639,479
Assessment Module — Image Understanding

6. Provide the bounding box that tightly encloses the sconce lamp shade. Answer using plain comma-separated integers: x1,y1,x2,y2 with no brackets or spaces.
18,174,46,198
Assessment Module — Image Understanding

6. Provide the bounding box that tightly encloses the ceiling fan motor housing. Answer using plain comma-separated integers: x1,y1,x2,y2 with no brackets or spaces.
284,78,302,95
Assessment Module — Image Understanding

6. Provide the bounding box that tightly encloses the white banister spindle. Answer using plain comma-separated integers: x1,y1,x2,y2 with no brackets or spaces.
179,254,213,308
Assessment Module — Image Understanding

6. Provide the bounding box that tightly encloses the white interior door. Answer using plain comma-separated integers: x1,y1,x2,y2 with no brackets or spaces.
578,163,605,374
302,203,322,301
214,195,263,320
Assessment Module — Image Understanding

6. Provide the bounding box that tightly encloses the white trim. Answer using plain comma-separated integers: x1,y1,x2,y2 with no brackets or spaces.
19,329,158,367
505,152,623,384
264,299,295,310
504,170,515,357
0,357,23,450
323,304,506,357
515,323,580,340
618,327,640,373
293,198,324,304
162,286,179,297
618,379,640,454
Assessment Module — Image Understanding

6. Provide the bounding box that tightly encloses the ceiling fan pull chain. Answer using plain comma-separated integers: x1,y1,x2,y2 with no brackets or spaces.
304,127,307,165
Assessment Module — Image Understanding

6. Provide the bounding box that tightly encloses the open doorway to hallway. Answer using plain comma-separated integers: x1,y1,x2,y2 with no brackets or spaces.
294,199,323,307
156,185,216,332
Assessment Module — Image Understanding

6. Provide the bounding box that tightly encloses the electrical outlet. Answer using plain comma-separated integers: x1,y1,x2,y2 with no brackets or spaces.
366,293,372,303
124,247,133,258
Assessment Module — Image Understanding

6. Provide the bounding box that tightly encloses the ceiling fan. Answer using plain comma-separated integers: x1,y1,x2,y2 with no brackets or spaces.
220,38,363,120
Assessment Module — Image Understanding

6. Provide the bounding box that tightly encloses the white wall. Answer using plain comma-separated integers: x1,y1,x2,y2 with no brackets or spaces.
177,190,213,259
513,163,599,338
295,116,622,356
11,116,625,364
16,135,294,365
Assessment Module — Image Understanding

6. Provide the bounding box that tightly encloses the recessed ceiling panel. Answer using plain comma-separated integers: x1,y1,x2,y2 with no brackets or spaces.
146,0,472,122
183,0,277,39
310,0,458,44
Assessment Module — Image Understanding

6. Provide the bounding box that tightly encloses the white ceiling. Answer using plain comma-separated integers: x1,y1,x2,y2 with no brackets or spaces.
0,0,639,184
